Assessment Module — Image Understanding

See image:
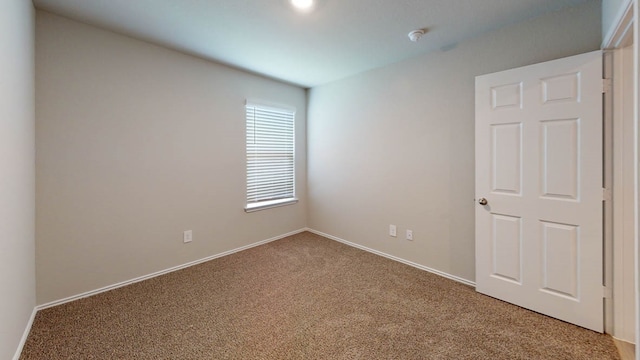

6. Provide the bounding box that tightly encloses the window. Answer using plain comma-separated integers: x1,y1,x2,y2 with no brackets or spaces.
245,101,297,212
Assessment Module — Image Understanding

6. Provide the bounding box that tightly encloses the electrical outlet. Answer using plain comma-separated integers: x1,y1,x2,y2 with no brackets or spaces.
183,230,193,243
389,224,397,237
406,230,413,241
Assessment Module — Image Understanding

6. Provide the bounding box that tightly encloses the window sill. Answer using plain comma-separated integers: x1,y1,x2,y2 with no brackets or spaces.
245,198,298,213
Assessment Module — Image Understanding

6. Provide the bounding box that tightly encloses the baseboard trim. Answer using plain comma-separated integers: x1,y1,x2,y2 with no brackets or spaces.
12,307,37,360
306,228,476,287
37,228,308,310
34,227,474,315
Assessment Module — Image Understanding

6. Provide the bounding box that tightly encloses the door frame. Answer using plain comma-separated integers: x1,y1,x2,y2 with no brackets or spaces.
602,0,638,355
634,2,639,358
606,39,635,342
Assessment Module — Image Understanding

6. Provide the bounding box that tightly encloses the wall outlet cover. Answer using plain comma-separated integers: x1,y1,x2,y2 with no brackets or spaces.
183,230,193,243
406,230,413,241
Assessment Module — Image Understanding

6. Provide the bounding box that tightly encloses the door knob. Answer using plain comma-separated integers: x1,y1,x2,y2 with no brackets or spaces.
478,198,488,206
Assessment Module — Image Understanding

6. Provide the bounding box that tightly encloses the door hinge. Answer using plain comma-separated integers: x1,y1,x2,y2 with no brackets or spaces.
602,78,612,93
602,188,611,201
603,286,612,299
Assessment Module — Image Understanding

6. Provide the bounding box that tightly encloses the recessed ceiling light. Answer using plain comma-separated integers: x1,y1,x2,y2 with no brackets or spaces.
290,0,314,11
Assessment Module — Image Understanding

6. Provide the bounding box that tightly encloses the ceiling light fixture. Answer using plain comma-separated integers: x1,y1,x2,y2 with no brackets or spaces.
290,0,314,11
408,29,426,42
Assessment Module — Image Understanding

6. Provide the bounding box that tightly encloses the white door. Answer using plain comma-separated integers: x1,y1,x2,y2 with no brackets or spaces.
475,51,603,332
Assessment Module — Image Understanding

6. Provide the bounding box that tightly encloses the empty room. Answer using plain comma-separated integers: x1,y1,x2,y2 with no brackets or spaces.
2,0,639,359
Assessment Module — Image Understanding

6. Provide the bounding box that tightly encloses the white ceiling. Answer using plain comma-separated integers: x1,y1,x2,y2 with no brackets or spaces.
33,0,593,88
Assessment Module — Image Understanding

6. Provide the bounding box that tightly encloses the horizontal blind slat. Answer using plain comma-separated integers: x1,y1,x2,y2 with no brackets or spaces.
246,104,295,205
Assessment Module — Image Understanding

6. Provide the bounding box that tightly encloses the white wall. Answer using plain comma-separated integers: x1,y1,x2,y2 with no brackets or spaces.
35,11,308,305
307,1,602,282
0,1,36,359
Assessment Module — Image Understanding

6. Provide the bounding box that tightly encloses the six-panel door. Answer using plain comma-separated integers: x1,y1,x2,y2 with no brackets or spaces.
475,51,603,332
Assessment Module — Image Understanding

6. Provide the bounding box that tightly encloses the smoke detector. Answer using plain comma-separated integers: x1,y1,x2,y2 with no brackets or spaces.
408,29,426,42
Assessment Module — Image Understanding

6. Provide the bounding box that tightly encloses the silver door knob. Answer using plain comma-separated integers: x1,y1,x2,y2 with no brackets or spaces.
478,198,488,206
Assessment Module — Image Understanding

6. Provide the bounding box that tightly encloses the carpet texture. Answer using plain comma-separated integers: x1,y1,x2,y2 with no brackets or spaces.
21,232,620,359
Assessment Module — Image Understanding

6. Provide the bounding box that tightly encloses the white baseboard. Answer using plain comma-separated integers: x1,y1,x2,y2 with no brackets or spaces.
613,336,636,346
22,227,473,359
31,227,477,310
13,307,37,360
37,228,308,310
305,228,476,287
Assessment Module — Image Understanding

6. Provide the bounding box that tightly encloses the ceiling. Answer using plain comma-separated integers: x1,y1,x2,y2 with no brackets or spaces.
33,0,593,88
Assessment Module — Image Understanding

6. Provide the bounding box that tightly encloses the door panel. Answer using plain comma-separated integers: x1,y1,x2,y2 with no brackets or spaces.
540,220,579,299
491,214,522,283
475,50,603,332
541,118,579,200
491,123,523,195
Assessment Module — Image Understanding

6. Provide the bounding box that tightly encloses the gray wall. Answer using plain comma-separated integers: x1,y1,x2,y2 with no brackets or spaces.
36,11,308,305
35,1,604,305
307,1,602,282
0,1,35,359
602,0,632,40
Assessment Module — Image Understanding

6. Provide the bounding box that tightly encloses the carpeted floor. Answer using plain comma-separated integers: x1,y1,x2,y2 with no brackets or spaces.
21,231,620,359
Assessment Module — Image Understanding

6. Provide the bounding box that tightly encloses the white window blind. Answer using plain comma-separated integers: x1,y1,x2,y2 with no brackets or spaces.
245,102,296,211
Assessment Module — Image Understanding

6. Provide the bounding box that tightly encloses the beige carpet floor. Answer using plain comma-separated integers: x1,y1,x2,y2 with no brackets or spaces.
21,231,620,359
